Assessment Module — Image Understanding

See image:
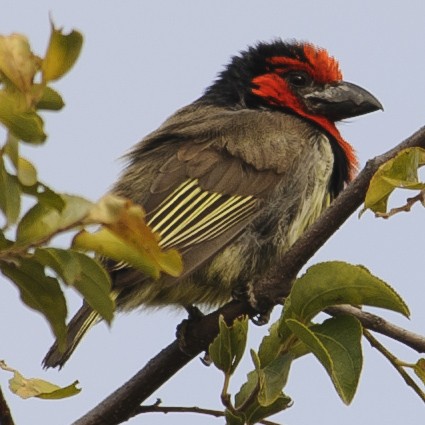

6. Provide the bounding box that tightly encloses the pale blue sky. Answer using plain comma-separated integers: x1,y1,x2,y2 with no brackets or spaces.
1,1,424,424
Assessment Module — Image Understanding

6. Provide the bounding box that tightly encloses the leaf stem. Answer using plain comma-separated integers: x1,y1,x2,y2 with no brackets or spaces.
220,372,234,411
363,330,425,403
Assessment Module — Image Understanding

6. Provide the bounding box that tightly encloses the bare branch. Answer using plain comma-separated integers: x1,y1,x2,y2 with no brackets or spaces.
375,189,425,219
133,402,282,425
326,305,425,353
73,126,425,425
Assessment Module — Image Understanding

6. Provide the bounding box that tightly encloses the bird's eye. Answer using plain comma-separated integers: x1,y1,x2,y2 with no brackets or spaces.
285,72,311,87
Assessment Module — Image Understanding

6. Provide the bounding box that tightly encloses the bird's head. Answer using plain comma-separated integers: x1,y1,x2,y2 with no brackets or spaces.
203,40,382,182
204,40,382,120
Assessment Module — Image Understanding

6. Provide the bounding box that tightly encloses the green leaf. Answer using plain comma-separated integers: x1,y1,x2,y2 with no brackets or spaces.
280,261,409,335
245,393,292,425
42,22,83,82
236,359,292,424
34,85,65,110
258,321,283,366
224,409,245,425
287,316,363,404
0,91,46,142
364,147,425,215
34,248,114,324
0,361,80,400
209,315,248,374
0,229,11,249
1,258,67,349
0,156,21,225
16,194,93,246
258,353,294,406
234,350,264,412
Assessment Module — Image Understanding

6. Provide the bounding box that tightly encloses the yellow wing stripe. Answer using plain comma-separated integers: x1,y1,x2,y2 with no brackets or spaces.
161,196,255,248
157,192,222,246
147,178,257,249
179,199,256,247
149,179,200,229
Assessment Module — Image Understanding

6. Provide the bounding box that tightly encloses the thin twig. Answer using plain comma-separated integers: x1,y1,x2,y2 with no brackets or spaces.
134,403,282,425
363,330,425,403
375,189,425,219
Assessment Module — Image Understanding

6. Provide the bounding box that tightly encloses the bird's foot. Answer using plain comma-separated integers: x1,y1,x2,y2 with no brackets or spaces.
176,305,206,357
232,282,282,326
185,304,205,321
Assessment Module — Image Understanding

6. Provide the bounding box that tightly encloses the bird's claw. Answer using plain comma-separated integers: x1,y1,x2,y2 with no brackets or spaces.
176,305,205,356
232,283,274,326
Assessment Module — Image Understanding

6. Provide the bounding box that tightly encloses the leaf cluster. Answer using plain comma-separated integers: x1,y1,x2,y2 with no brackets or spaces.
209,262,410,424
0,23,182,401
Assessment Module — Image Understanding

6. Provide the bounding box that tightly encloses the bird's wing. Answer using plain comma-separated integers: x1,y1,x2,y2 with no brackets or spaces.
112,105,310,285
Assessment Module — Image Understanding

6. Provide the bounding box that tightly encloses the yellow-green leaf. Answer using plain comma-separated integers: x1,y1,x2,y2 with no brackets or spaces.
0,34,39,93
42,22,83,82
73,227,160,279
21,182,65,211
17,156,37,186
0,229,11,249
16,194,93,246
413,358,425,385
0,156,21,225
1,258,67,349
0,361,80,399
364,147,425,215
76,195,183,278
0,90,46,142
4,133,19,168
34,85,64,110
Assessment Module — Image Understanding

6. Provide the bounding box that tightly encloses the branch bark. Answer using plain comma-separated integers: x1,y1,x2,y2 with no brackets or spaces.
73,125,425,425
0,386,15,425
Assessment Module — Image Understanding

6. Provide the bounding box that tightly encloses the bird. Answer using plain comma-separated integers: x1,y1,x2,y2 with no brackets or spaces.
43,40,382,368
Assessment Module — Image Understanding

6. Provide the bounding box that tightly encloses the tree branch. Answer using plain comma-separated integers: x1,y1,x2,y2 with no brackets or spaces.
0,386,15,425
132,400,282,425
73,126,425,425
327,305,425,353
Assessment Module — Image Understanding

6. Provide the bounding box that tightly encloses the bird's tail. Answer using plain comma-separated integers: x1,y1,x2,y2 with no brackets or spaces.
43,303,99,369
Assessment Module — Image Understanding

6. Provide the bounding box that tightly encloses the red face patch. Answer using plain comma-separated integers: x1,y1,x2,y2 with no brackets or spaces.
251,44,357,180
267,44,342,84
